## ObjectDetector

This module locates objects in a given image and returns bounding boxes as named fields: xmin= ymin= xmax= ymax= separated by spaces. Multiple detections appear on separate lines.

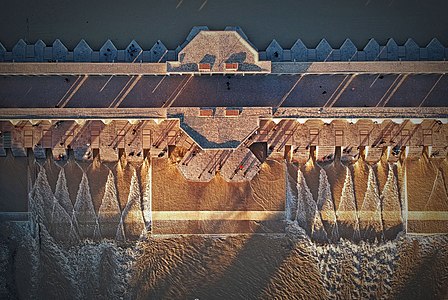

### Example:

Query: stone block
xmin=291 ymin=39 xmax=308 ymax=62
xmin=386 ymin=38 xmax=398 ymax=61
xmin=150 ymin=40 xmax=168 ymax=62
xmin=0 ymin=42 xmax=6 ymax=61
xmin=379 ymin=46 xmax=387 ymax=60
xmin=357 ymin=51 xmax=366 ymax=61
xmin=364 ymin=146 xmax=383 ymax=163
xmin=332 ymin=49 xmax=340 ymax=61
xmin=426 ymin=38 xmax=444 ymax=60
xmin=398 ymin=46 xmax=406 ymax=58
xmin=316 ymin=38 xmax=332 ymax=61
xmin=364 ymin=38 xmax=380 ymax=60
xmin=420 ymin=48 xmax=428 ymax=60
xmin=25 ymin=44 xmax=34 ymax=58
xmin=339 ymin=38 xmax=357 ymax=61
xmin=125 ymin=40 xmax=142 ymax=62
xmin=404 ymin=38 xmax=420 ymax=61
xmin=225 ymin=26 xmax=256 ymax=50
xmin=166 ymin=50 xmax=176 ymax=61
xmin=44 ymin=47 xmax=52 ymax=60
xmin=52 ymin=39 xmax=68 ymax=61
xmin=12 ymin=39 xmax=26 ymax=61
xmin=32 ymin=147 xmax=46 ymax=159
xmin=316 ymin=146 xmax=335 ymax=163
xmin=405 ymin=146 xmax=423 ymax=159
xmin=100 ymin=39 xmax=118 ymax=62
xmin=185 ymin=26 xmax=209 ymax=43
xmin=34 ymin=40 xmax=45 ymax=61
xmin=307 ymin=49 xmax=316 ymax=61
xmin=142 ymin=50 xmax=151 ymax=62
xmin=117 ymin=50 xmax=125 ymax=61
xmin=4 ymin=52 xmax=12 ymax=61
xmin=74 ymin=39 xmax=92 ymax=62
xmin=91 ymin=51 xmax=99 ymax=62
xmin=266 ymin=39 xmax=283 ymax=61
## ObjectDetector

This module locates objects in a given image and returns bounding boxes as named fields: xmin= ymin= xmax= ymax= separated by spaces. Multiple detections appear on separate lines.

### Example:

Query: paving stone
xmin=290 ymin=39 xmax=308 ymax=62
xmin=364 ymin=38 xmax=380 ymax=61
xmin=316 ymin=38 xmax=333 ymax=61
xmin=426 ymin=38 xmax=445 ymax=60
xmin=12 ymin=39 xmax=27 ymax=62
xmin=52 ymin=39 xmax=68 ymax=61
xmin=74 ymin=39 xmax=93 ymax=62
xmin=386 ymin=38 xmax=398 ymax=61
xmin=404 ymin=38 xmax=420 ymax=61
xmin=339 ymin=38 xmax=357 ymax=61
xmin=100 ymin=39 xmax=118 ymax=62
xmin=34 ymin=40 xmax=45 ymax=62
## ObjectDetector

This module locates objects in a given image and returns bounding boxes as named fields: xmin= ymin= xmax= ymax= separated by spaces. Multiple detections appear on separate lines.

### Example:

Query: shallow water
xmin=0 ymin=0 xmax=447 ymax=50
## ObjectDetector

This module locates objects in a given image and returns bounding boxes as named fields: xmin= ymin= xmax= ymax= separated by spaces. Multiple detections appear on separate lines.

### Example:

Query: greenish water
xmin=0 ymin=0 xmax=447 ymax=50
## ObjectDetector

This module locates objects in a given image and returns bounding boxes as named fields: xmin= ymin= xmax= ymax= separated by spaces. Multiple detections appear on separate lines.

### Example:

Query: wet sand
xmin=0 ymin=0 xmax=447 ymax=50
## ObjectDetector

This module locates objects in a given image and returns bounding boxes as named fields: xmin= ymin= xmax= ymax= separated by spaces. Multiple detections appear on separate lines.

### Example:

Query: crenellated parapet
xmin=1 ymin=26 xmax=447 ymax=63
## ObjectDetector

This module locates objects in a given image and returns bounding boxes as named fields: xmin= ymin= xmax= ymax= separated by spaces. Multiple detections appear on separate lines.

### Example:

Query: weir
xmin=0 ymin=28 xmax=447 ymax=241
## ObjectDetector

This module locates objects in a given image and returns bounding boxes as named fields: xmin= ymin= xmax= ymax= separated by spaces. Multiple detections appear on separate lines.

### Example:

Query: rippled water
xmin=0 ymin=0 xmax=447 ymax=50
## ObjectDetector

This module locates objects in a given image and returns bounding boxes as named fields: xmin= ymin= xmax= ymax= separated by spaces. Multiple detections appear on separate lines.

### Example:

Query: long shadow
xmin=189 ymin=223 xmax=290 ymax=300
xmin=395 ymin=244 xmax=446 ymax=299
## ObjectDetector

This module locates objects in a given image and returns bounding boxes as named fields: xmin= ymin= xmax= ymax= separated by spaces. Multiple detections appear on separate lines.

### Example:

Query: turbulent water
xmin=1 ymin=156 xmax=448 ymax=298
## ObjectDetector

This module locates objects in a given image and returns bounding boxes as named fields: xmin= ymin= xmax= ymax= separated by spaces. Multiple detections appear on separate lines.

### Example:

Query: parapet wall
xmin=1 ymin=26 xmax=447 ymax=63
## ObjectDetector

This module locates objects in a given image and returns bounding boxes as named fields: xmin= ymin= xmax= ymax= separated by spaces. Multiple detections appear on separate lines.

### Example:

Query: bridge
xmin=0 ymin=29 xmax=447 ymax=237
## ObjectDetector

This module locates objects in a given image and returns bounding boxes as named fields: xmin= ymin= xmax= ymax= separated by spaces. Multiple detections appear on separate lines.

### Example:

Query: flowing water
xmin=1 ymin=153 xmax=448 ymax=298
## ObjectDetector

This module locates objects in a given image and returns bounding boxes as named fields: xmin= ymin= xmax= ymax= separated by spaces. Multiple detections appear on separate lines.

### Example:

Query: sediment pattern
xmin=1 ymin=222 xmax=447 ymax=299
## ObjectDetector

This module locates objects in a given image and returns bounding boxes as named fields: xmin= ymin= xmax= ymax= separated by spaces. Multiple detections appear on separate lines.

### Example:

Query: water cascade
xmin=142 ymin=159 xmax=152 ymax=231
xmin=381 ymin=164 xmax=403 ymax=238
xmin=54 ymin=168 xmax=74 ymax=219
xmin=336 ymin=167 xmax=361 ymax=241
xmin=116 ymin=169 xmax=146 ymax=241
xmin=295 ymin=169 xmax=327 ymax=242
xmin=98 ymin=170 xmax=122 ymax=239
xmin=73 ymin=172 xmax=101 ymax=240
xmin=285 ymin=167 xmax=296 ymax=221
xmin=317 ymin=168 xmax=339 ymax=242
xmin=30 ymin=166 xmax=76 ymax=242
xmin=359 ymin=165 xmax=383 ymax=241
